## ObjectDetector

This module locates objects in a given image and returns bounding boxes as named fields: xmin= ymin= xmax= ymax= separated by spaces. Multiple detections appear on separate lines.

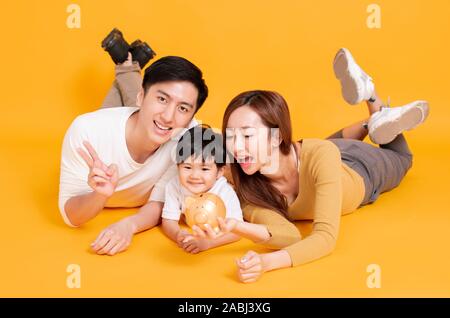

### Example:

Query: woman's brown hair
xmin=222 ymin=90 xmax=293 ymax=216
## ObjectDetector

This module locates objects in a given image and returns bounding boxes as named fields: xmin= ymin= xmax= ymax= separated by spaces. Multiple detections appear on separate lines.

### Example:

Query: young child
xmin=161 ymin=125 xmax=243 ymax=254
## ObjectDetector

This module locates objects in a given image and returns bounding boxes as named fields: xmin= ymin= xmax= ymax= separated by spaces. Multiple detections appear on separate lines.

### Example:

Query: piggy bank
xmin=184 ymin=193 xmax=226 ymax=233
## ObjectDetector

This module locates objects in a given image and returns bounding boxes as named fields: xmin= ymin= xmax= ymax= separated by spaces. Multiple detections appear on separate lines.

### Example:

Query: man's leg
xmin=115 ymin=62 xmax=142 ymax=107
xmin=101 ymin=80 xmax=123 ymax=108
xmin=100 ymin=53 xmax=142 ymax=108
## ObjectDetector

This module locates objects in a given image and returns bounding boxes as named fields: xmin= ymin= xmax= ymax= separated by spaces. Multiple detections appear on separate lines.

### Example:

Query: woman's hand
xmin=90 ymin=218 xmax=136 ymax=255
xmin=236 ymin=250 xmax=293 ymax=283
xmin=236 ymin=250 xmax=267 ymax=283
xmin=217 ymin=217 xmax=238 ymax=233
xmin=192 ymin=217 xmax=239 ymax=239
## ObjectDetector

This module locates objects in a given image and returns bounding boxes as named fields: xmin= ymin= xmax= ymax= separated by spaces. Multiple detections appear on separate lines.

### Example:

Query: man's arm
xmin=64 ymin=192 xmax=109 ymax=227
xmin=63 ymin=141 xmax=118 ymax=227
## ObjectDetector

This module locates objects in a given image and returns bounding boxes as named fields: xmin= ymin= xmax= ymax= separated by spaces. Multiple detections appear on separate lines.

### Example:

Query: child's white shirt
xmin=162 ymin=176 xmax=243 ymax=222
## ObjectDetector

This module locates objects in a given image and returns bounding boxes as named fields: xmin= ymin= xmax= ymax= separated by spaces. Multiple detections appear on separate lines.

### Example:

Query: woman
xmin=192 ymin=48 xmax=429 ymax=283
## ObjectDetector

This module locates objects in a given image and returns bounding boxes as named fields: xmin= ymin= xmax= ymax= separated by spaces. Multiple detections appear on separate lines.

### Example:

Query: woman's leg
xmin=327 ymin=91 xmax=385 ymax=140
xmin=328 ymin=48 xmax=427 ymax=205
xmin=331 ymin=48 xmax=429 ymax=144
xmin=330 ymin=134 xmax=412 ymax=206
xmin=363 ymin=134 xmax=413 ymax=205
xmin=329 ymin=91 xmax=414 ymax=205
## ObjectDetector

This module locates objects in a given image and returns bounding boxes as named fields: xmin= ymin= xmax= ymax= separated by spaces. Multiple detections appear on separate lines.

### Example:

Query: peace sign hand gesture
xmin=77 ymin=141 xmax=118 ymax=198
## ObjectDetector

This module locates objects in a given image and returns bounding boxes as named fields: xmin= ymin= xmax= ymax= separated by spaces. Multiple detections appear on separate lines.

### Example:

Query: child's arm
xmin=161 ymin=178 xmax=195 ymax=246
xmin=161 ymin=218 xmax=193 ymax=247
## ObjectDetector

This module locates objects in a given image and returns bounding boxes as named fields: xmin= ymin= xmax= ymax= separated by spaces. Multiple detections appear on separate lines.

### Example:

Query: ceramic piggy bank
xmin=184 ymin=193 xmax=226 ymax=233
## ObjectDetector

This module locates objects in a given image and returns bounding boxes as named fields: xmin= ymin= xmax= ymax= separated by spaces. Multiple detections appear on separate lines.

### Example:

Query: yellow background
xmin=1 ymin=0 xmax=449 ymax=297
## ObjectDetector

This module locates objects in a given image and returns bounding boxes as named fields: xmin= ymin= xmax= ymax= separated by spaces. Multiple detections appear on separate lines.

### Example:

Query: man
xmin=59 ymin=55 xmax=208 ymax=256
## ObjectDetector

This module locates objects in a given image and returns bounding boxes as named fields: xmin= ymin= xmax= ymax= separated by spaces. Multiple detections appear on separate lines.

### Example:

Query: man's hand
xmin=91 ymin=218 xmax=136 ymax=256
xmin=77 ymin=141 xmax=118 ymax=198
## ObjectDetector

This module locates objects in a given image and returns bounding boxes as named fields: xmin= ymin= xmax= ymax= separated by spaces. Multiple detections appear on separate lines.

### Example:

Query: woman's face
xmin=225 ymin=105 xmax=274 ymax=175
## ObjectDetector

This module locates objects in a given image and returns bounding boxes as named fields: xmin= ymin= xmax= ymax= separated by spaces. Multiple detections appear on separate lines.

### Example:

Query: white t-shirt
xmin=161 ymin=176 xmax=243 ymax=222
xmin=58 ymin=106 xmax=197 ymax=227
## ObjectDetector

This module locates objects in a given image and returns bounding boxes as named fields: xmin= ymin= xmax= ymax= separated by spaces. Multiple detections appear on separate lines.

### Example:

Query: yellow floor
xmin=1 ymin=0 xmax=450 ymax=297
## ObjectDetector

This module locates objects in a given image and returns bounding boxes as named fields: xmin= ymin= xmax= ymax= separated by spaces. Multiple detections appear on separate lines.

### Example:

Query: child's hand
xmin=181 ymin=237 xmax=210 ymax=254
xmin=176 ymin=229 xmax=194 ymax=248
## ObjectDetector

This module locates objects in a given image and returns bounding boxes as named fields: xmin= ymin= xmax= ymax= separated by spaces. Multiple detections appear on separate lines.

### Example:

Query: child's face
xmin=178 ymin=155 xmax=224 ymax=194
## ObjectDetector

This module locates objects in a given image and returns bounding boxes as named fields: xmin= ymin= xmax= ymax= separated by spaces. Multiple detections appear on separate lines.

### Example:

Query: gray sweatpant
xmin=327 ymin=131 xmax=413 ymax=206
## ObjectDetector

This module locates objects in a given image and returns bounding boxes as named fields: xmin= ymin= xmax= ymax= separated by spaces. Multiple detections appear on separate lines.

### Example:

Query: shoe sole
xmin=333 ymin=49 xmax=361 ymax=105
xmin=370 ymin=101 xmax=429 ymax=145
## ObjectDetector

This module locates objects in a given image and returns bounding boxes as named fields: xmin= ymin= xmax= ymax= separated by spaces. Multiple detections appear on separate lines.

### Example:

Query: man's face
xmin=136 ymin=81 xmax=199 ymax=145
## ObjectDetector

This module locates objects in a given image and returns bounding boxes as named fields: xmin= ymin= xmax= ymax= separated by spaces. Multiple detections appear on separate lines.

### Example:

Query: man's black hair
xmin=143 ymin=56 xmax=208 ymax=112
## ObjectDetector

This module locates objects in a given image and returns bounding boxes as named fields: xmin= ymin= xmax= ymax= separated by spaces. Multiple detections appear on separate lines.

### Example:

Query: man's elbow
xmin=64 ymin=211 xmax=83 ymax=227
xmin=60 ymin=201 xmax=83 ymax=228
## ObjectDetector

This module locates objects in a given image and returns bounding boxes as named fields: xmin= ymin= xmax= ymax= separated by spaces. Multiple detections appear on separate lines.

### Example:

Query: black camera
xmin=101 ymin=28 xmax=156 ymax=69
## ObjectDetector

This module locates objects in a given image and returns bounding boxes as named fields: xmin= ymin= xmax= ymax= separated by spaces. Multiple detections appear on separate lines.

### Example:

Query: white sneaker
xmin=368 ymin=101 xmax=430 ymax=145
xmin=333 ymin=48 xmax=375 ymax=105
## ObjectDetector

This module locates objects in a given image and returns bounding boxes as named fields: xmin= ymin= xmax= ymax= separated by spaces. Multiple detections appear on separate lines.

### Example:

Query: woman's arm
xmin=192 ymin=207 xmax=302 ymax=249
xmin=282 ymin=143 xmax=343 ymax=266
xmin=230 ymin=206 xmax=302 ymax=248
xmin=201 ymin=232 xmax=241 ymax=249
xmin=237 ymin=143 xmax=346 ymax=282
xmin=232 ymin=220 xmax=272 ymax=243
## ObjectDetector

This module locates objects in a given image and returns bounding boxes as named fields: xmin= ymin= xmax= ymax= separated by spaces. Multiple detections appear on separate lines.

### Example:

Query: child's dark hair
xmin=176 ymin=124 xmax=227 ymax=168
xmin=142 ymin=56 xmax=208 ymax=113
